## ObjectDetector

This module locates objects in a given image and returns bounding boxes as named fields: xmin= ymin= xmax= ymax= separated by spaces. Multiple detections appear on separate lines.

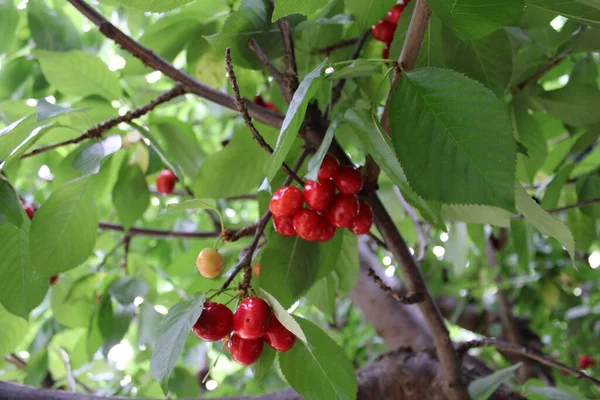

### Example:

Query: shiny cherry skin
xmin=269 ymin=186 xmax=304 ymax=217
xmin=318 ymin=155 xmax=339 ymax=181
xmin=193 ymin=301 xmax=233 ymax=342
xmin=333 ymin=166 xmax=363 ymax=195
xmin=273 ymin=215 xmax=297 ymax=237
xmin=22 ymin=203 xmax=35 ymax=219
xmin=318 ymin=218 xmax=336 ymax=242
xmin=293 ymin=209 xmax=322 ymax=241
xmin=233 ymin=297 xmax=272 ymax=340
xmin=226 ymin=333 xmax=264 ymax=365
xmin=156 ymin=169 xmax=176 ymax=195
xmin=303 ymin=179 xmax=335 ymax=211
xmin=578 ymin=355 xmax=596 ymax=369
xmin=264 ymin=314 xmax=296 ymax=352
xmin=349 ymin=201 xmax=373 ymax=235
xmin=386 ymin=4 xmax=405 ymax=25
xmin=49 ymin=275 xmax=59 ymax=286
xmin=382 ymin=43 xmax=391 ymax=59
xmin=326 ymin=194 xmax=360 ymax=228
xmin=371 ymin=20 xmax=396 ymax=43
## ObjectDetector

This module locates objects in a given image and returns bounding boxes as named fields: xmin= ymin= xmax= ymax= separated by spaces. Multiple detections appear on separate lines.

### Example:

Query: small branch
xmin=367 ymin=232 xmax=388 ymax=250
xmin=225 ymin=48 xmax=304 ymax=185
xmin=398 ymin=0 xmax=431 ymax=72
xmin=311 ymin=38 xmax=360 ymax=55
xmin=149 ymin=187 xmax=257 ymax=201
xmin=5 ymin=354 xmax=26 ymax=370
xmin=394 ymin=187 xmax=427 ymax=263
xmin=95 ymin=237 xmax=126 ymax=271
xmin=457 ymin=338 xmax=600 ymax=388
xmin=58 ymin=349 xmax=76 ymax=393
xmin=248 ymin=38 xmax=285 ymax=97
xmin=367 ymin=267 xmax=425 ymax=304
xmin=511 ymin=50 xmax=572 ymax=95
xmin=121 ymin=235 xmax=131 ymax=272
xmin=98 ymin=222 xmax=224 ymax=239
xmin=271 ymin=3 xmax=299 ymax=87
xmin=21 ymin=85 xmax=185 ymax=159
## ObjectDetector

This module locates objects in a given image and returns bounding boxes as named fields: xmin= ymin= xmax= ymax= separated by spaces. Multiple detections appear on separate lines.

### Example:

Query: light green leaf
xmin=0 ymin=304 xmax=28 ymax=356
xmin=98 ymin=298 xmax=135 ymax=356
xmin=273 ymin=0 xmax=327 ymax=21
xmin=344 ymin=0 xmax=396 ymax=30
xmin=260 ymin=288 xmax=307 ymax=344
xmin=112 ymin=163 xmax=150 ymax=230
xmin=279 ymin=317 xmax=358 ymax=400
xmin=390 ymin=68 xmax=517 ymax=210
xmin=527 ymin=0 xmax=600 ymax=28
xmin=440 ymin=204 xmax=511 ymax=227
xmin=0 ymin=223 xmax=47 ymax=319
xmin=428 ymin=0 xmax=523 ymax=40
xmin=152 ymin=118 xmax=204 ymax=179
xmin=446 ymin=222 xmax=469 ymax=276
xmin=35 ymin=50 xmax=122 ymax=101
xmin=166 ymin=198 xmax=217 ymax=212
xmin=98 ymin=0 xmax=198 ymax=12
xmin=30 ymin=177 xmax=98 ymax=276
xmin=325 ymin=229 xmax=359 ymax=294
xmin=536 ymin=85 xmax=600 ymax=127
xmin=36 ymin=100 xmax=87 ymax=123
xmin=511 ymin=219 xmax=532 ymax=273
xmin=151 ymin=293 xmax=205 ymax=394
xmin=0 ymin=115 xmax=36 ymax=163
xmin=138 ymin=301 xmax=163 ymax=349
xmin=0 ymin=180 xmax=24 ymax=228
xmin=50 ymin=276 xmax=96 ymax=328
xmin=468 ymin=363 xmax=521 ymax=400
xmin=0 ymin=0 xmax=19 ymax=54
xmin=73 ymin=135 xmax=122 ymax=176
xmin=526 ymin=386 xmax=587 ymax=400
xmin=306 ymin=121 xmax=337 ymax=181
xmin=306 ymin=277 xmax=336 ymax=317
xmin=250 ymin=344 xmax=276 ymax=382
xmin=1 ymin=122 xmax=60 ymax=170
xmin=515 ymin=184 xmax=575 ymax=262
xmin=108 ymin=276 xmax=149 ymax=305
xmin=512 ymin=99 xmax=547 ymax=183
xmin=264 ymin=61 xmax=326 ymax=181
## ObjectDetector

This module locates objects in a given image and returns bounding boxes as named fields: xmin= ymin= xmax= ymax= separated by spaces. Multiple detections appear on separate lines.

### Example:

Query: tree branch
xmin=98 ymin=222 xmax=224 ymax=239
xmin=511 ymin=50 xmax=572 ymax=95
xmin=366 ymin=266 xmax=425 ymax=304
xmin=20 ymin=85 xmax=185 ymax=159
xmin=311 ymin=37 xmax=361 ymax=55
xmin=248 ymin=38 xmax=285 ymax=93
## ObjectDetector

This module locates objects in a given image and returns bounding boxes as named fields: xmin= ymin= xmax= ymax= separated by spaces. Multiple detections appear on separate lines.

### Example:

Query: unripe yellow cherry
xmin=196 ymin=248 xmax=223 ymax=278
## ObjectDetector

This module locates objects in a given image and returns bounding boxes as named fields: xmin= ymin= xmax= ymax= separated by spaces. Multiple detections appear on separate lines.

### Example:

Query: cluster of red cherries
xmin=192 ymin=297 xmax=295 ymax=366
xmin=269 ymin=155 xmax=373 ymax=242
xmin=371 ymin=1 xmax=410 ymax=59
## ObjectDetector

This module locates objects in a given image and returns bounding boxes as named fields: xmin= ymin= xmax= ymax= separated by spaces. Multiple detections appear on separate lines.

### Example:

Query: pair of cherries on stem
xmin=371 ymin=2 xmax=409 ymax=58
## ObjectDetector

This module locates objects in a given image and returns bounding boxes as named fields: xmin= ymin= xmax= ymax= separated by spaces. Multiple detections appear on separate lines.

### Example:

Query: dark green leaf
xmin=306 ymin=121 xmax=337 ymax=181
xmin=273 ymin=0 xmax=327 ymax=21
xmin=27 ymin=1 xmax=81 ymax=51
xmin=468 ymin=363 xmax=521 ymax=400
xmin=250 ymin=344 xmax=276 ymax=382
xmin=541 ymin=164 xmax=575 ymax=210
xmin=577 ymin=173 xmax=600 ymax=218
xmin=153 ymin=118 xmax=204 ymax=179
xmin=512 ymin=99 xmax=547 ymax=183
xmin=73 ymin=135 xmax=122 ymax=175
xmin=527 ymin=0 xmax=600 ymax=28
xmin=537 ymin=85 xmax=600 ymax=127
xmin=0 ymin=179 xmax=24 ymax=228
xmin=344 ymin=0 xmax=396 ymax=30
xmin=112 ymin=163 xmax=150 ymax=230
xmin=108 ymin=276 xmax=149 ymax=305
xmin=168 ymin=367 xmax=201 ymax=398
xmin=98 ymin=296 xmax=135 ymax=356
xmin=568 ymin=207 xmax=595 ymax=252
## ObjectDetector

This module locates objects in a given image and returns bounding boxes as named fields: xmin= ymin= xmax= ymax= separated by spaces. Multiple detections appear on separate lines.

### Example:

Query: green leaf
xmin=108 ymin=276 xmax=149 ymax=305
xmin=389 ymin=68 xmax=517 ymax=210
xmin=527 ymin=0 xmax=600 ymax=28
xmin=468 ymin=363 xmax=521 ymax=400
xmin=151 ymin=293 xmax=205 ymax=394
xmin=568 ymin=207 xmax=595 ymax=252
xmin=264 ymin=61 xmax=326 ymax=181
xmin=138 ymin=301 xmax=163 ymax=349
xmin=0 ymin=0 xmax=19 ymax=54
xmin=511 ymin=219 xmax=532 ymax=273
xmin=168 ymin=367 xmax=201 ymax=398
xmin=305 ymin=277 xmax=336 ymax=317
xmin=536 ymin=85 xmax=600 ymax=127
xmin=0 ymin=57 xmax=33 ymax=99
xmin=50 ymin=276 xmax=97 ymax=328
xmin=0 ymin=115 xmax=36 ymax=163
xmin=306 ymin=121 xmax=337 ymax=181
xmin=98 ymin=0 xmax=198 ymax=12
xmin=576 ymin=173 xmax=600 ymax=218
xmin=27 ymin=1 xmax=81 ymax=51
xmin=541 ymin=164 xmax=575 ymax=210
xmin=166 ymin=198 xmax=218 ymax=212
xmin=442 ymin=26 xmax=512 ymax=97
xmin=250 ymin=343 xmax=276 ymax=382
xmin=152 ymin=118 xmax=204 ymax=179
xmin=112 ymin=163 xmax=150 ymax=230
xmin=515 ymin=184 xmax=575 ymax=262
xmin=98 ymin=297 xmax=135 ymax=356
xmin=446 ymin=222 xmax=469 ymax=276
xmin=323 ymin=229 xmax=359 ymax=294
xmin=1 ymin=122 xmax=60 ymax=170
xmin=30 ymin=177 xmax=98 ymax=276
xmin=279 ymin=317 xmax=358 ymax=400
xmin=260 ymin=235 xmax=320 ymax=308
xmin=260 ymin=288 xmax=307 ymax=344
xmin=343 ymin=107 xmax=445 ymax=229
xmin=35 ymin=50 xmax=122 ymax=101
xmin=428 ymin=0 xmax=523 ymax=40
xmin=526 ymin=386 xmax=587 ymax=400
xmin=0 ymin=180 xmax=24 ymax=228
xmin=0 ymin=223 xmax=47 ymax=319
xmin=0 ymin=304 xmax=28 ymax=356
xmin=512 ymin=99 xmax=547 ymax=183
xmin=273 ymin=0 xmax=327 ymax=21
xmin=36 ymin=100 xmax=87 ymax=123
xmin=344 ymin=0 xmax=396 ymax=30
xmin=73 ymin=135 xmax=123 ymax=175
xmin=440 ymin=204 xmax=511 ymax=227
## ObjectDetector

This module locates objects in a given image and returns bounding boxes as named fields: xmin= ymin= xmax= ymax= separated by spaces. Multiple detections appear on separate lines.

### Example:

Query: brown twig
xmin=98 ymin=222 xmax=225 ymax=239
xmin=456 ymin=338 xmax=600 ymax=388
xmin=367 ymin=267 xmax=425 ymax=304
xmin=511 ymin=50 xmax=572 ymax=95
xmin=367 ymin=232 xmax=388 ymax=250
xmin=225 ymin=48 xmax=304 ymax=185
xmin=20 ymin=85 xmax=186 ymax=159
xmin=248 ymin=38 xmax=285 ymax=97
xmin=311 ymin=38 xmax=361 ymax=55
xmin=394 ymin=187 xmax=427 ymax=263
xmin=272 ymin=4 xmax=299 ymax=88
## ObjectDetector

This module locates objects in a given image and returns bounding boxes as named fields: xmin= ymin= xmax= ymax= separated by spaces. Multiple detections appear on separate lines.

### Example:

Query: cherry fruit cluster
xmin=269 ymin=155 xmax=373 ymax=242
xmin=192 ymin=297 xmax=295 ymax=365
xmin=371 ymin=2 xmax=409 ymax=59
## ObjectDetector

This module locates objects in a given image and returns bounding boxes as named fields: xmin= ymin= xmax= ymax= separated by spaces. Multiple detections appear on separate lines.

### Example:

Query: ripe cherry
xmin=349 ymin=201 xmax=373 ymax=235
xmin=193 ymin=301 xmax=233 ymax=342
xmin=578 ymin=355 xmax=596 ymax=369
xmin=22 ymin=203 xmax=35 ymax=220
xmin=333 ymin=166 xmax=363 ymax=195
xmin=303 ymin=180 xmax=335 ymax=211
xmin=326 ymin=194 xmax=360 ymax=228
xmin=253 ymin=94 xmax=266 ymax=106
xmin=382 ymin=43 xmax=391 ymax=59
xmin=226 ymin=332 xmax=263 ymax=365
xmin=196 ymin=248 xmax=223 ymax=278
xmin=371 ymin=20 xmax=396 ymax=43
xmin=386 ymin=4 xmax=405 ymax=25
xmin=273 ymin=215 xmax=296 ymax=237
xmin=156 ymin=169 xmax=176 ymax=195
xmin=293 ymin=209 xmax=322 ymax=241
xmin=233 ymin=297 xmax=272 ymax=340
xmin=264 ymin=314 xmax=296 ymax=352
xmin=49 ymin=275 xmax=59 ymax=285
xmin=318 ymin=218 xmax=336 ymax=242
xmin=269 ymin=186 xmax=304 ymax=217
xmin=265 ymin=102 xmax=279 ymax=112
xmin=318 ymin=155 xmax=339 ymax=181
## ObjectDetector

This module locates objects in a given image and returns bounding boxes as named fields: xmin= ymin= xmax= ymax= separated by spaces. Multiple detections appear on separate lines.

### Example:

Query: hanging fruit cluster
xmin=192 ymin=297 xmax=296 ymax=365
xmin=269 ymin=155 xmax=373 ymax=242
xmin=371 ymin=2 xmax=409 ymax=59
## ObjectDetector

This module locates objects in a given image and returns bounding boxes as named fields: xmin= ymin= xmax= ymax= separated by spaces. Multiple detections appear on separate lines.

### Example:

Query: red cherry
xmin=371 ymin=20 xmax=396 ymax=43
xmin=193 ymin=301 xmax=234 ymax=342
xmin=333 ymin=166 xmax=363 ymax=195
xmin=318 ymin=155 xmax=339 ymax=181
xmin=273 ymin=215 xmax=297 ymax=237
xmin=253 ymin=94 xmax=266 ymax=106
xmin=303 ymin=180 xmax=335 ymax=211
xmin=156 ymin=170 xmax=176 ymax=195
xmin=226 ymin=333 xmax=263 ymax=365
xmin=49 ymin=275 xmax=58 ymax=285
xmin=386 ymin=4 xmax=405 ymax=25
xmin=265 ymin=102 xmax=280 ymax=112
xmin=578 ymin=355 xmax=596 ymax=369
xmin=22 ymin=203 xmax=35 ymax=220
xmin=318 ymin=218 xmax=336 ymax=242
xmin=326 ymin=194 xmax=359 ymax=228
xmin=269 ymin=186 xmax=304 ymax=217
xmin=293 ymin=209 xmax=322 ymax=241
xmin=349 ymin=201 xmax=373 ymax=235
xmin=233 ymin=297 xmax=272 ymax=340
xmin=264 ymin=314 xmax=296 ymax=352
xmin=383 ymin=43 xmax=391 ymax=59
